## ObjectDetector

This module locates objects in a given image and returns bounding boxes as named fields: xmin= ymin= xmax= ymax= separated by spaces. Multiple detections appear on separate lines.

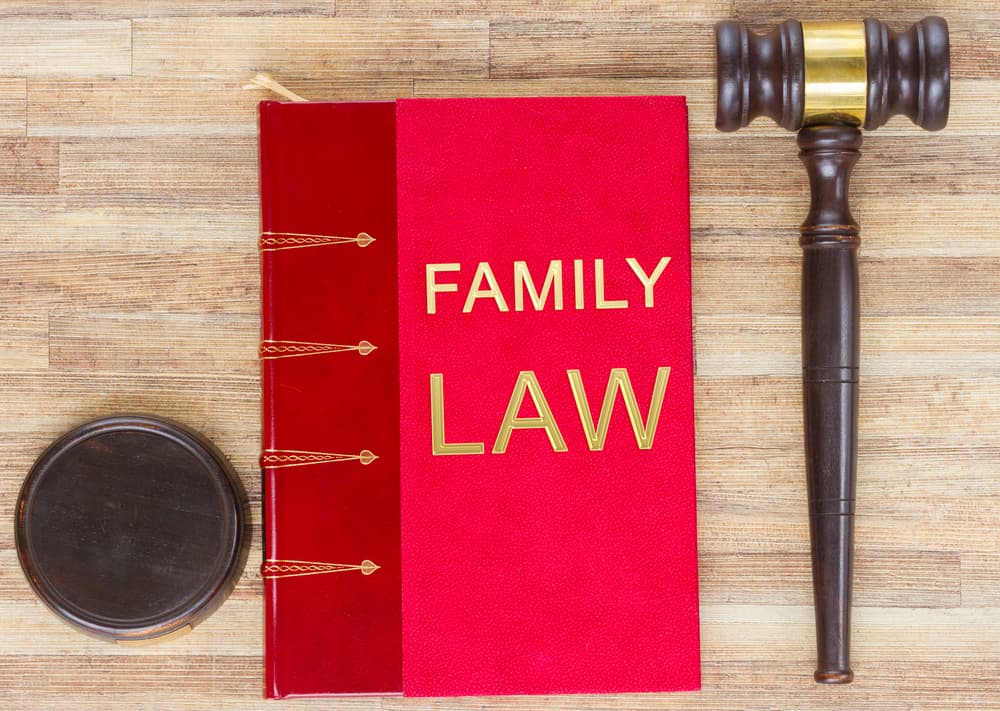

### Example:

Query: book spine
xmin=257 ymin=100 xmax=402 ymax=697
xmin=258 ymin=101 xmax=280 ymax=700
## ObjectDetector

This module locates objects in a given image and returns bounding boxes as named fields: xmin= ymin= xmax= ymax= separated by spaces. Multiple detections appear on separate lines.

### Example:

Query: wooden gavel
xmin=715 ymin=18 xmax=950 ymax=683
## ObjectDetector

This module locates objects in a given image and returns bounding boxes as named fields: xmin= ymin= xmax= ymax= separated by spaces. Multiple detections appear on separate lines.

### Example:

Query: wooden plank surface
xmin=1 ymin=1 xmax=999 ymax=708
xmin=0 ymin=19 xmax=132 ymax=77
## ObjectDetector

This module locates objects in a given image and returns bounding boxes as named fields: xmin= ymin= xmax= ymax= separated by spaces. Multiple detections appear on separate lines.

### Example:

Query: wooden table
xmin=2 ymin=2 xmax=999 ymax=708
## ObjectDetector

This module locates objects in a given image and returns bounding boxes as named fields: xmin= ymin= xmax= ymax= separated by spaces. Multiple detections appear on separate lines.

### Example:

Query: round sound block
xmin=15 ymin=415 xmax=247 ymax=643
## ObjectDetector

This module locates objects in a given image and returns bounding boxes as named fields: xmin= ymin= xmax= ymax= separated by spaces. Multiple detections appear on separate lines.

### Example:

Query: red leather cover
xmin=397 ymin=96 xmax=699 ymax=695
xmin=259 ymin=96 xmax=698 ymax=698
xmin=259 ymin=101 xmax=402 ymax=698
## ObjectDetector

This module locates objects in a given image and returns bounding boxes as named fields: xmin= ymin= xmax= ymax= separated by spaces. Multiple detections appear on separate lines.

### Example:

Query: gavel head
xmin=716 ymin=17 xmax=950 ymax=132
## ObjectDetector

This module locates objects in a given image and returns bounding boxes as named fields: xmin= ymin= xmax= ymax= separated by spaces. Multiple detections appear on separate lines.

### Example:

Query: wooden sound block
xmin=15 ymin=415 xmax=248 ymax=644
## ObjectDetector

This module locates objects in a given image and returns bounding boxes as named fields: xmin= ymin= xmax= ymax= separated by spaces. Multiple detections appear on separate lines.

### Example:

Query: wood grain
xmin=0 ymin=138 xmax=58 ymax=194
xmin=27 ymin=78 xmax=410 ymax=137
xmin=490 ymin=19 xmax=716 ymax=78
xmin=337 ymin=0 xmax=730 ymax=19
xmin=0 ymin=316 xmax=47 ymax=370
xmin=0 ymin=78 xmax=25 ymax=135
xmin=132 ymin=17 xmax=489 ymax=78
xmin=59 ymin=137 xmax=256 ymax=196
xmin=2 ymin=2 xmax=1000 ymax=708
xmin=2 ymin=252 xmax=257 ymax=313
xmin=0 ymin=1 xmax=339 ymax=19
xmin=0 ymin=196 xmax=257 ymax=253
xmin=48 ymin=311 xmax=258 ymax=373
xmin=0 ymin=20 xmax=131 ymax=78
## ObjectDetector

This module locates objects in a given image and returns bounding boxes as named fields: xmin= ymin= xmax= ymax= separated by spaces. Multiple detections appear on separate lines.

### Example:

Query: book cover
xmin=259 ymin=96 xmax=699 ymax=698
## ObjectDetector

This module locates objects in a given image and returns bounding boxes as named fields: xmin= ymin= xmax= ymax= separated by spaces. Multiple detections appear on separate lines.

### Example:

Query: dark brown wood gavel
xmin=715 ymin=17 xmax=950 ymax=683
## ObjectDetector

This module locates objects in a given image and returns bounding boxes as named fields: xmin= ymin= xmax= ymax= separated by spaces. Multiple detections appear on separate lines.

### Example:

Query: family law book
xmin=258 ymin=95 xmax=700 ymax=699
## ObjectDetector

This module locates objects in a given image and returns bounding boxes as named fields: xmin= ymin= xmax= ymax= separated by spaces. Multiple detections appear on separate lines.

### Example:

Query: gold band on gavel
xmin=802 ymin=22 xmax=867 ymax=126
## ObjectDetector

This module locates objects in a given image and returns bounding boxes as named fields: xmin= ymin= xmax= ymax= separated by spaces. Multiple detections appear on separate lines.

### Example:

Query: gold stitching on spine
xmin=261 ymin=449 xmax=378 ymax=469
xmin=260 ymin=340 xmax=376 ymax=360
xmin=261 ymin=559 xmax=379 ymax=579
xmin=260 ymin=231 xmax=374 ymax=251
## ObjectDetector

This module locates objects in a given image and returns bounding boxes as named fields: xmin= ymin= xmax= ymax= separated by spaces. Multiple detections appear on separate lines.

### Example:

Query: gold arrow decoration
xmin=261 ymin=559 xmax=380 ymax=580
xmin=260 ymin=340 xmax=376 ymax=360
xmin=260 ymin=231 xmax=374 ymax=252
xmin=261 ymin=449 xmax=378 ymax=469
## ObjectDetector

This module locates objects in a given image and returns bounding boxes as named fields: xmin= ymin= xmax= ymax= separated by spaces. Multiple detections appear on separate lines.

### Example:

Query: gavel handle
xmin=798 ymin=124 xmax=861 ymax=684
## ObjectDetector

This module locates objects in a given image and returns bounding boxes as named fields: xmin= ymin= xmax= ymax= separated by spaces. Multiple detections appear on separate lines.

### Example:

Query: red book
xmin=259 ymin=96 xmax=699 ymax=698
